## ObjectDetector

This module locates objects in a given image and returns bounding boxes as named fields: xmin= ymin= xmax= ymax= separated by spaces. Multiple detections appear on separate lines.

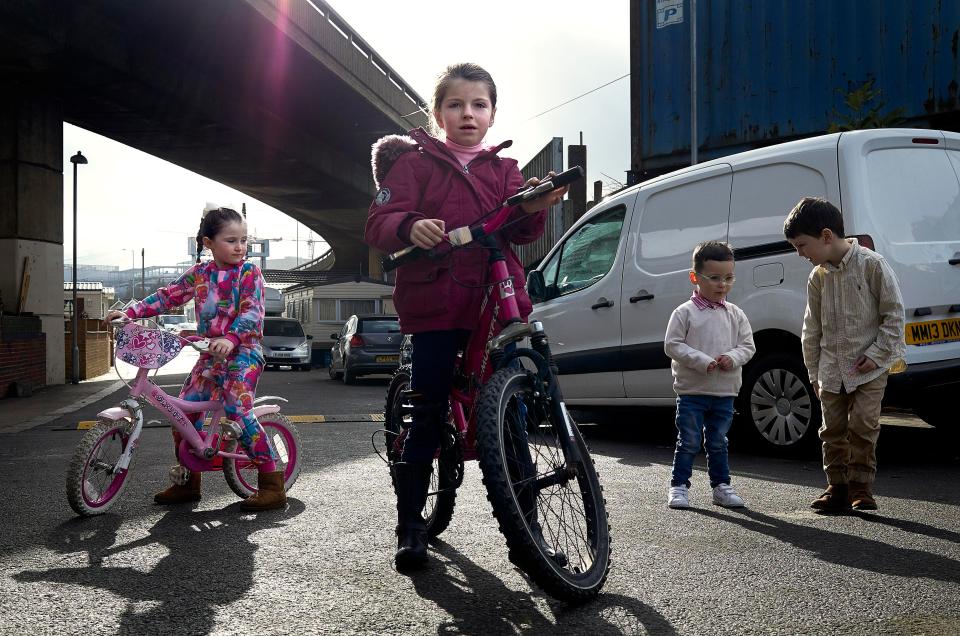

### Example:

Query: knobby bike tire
xmin=475 ymin=367 xmax=611 ymax=604
xmin=66 ymin=419 xmax=136 ymax=516
xmin=385 ymin=366 xmax=460 ymax=538
xmin=223 ymin=414 xmax=303 ymax=499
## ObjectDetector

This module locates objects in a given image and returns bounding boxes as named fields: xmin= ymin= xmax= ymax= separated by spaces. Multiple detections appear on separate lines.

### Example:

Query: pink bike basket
xmin=115 ymin=323 xmax=184 ymax=369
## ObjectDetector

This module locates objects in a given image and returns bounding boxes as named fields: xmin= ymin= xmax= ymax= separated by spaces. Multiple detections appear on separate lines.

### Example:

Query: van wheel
xmin=328 ymin=365 xmax=341 ymax=381
xmin=736 ymin=353 xmax=820 ymax=452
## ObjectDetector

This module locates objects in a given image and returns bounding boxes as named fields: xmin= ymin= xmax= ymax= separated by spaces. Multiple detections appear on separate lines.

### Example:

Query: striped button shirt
xmin=802 ymin=239 xmax=906 ymax=394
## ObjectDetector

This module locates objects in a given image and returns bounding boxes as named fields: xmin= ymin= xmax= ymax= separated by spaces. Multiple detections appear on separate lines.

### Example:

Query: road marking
xmin=75 ymin=413 xmax=385 ymax=429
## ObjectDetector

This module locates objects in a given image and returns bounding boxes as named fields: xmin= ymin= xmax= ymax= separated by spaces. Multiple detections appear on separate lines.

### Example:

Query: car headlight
xmin=295 ymin=342 xmax=309 ymax=354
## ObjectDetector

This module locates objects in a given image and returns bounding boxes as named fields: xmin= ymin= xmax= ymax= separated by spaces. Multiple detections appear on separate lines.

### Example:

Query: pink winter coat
xmin=365 ymin=127 xmax=547 ymax=334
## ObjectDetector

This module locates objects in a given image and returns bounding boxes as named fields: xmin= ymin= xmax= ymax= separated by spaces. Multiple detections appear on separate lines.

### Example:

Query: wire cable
xmin=522 ymin=73 xmax=630 ymax=122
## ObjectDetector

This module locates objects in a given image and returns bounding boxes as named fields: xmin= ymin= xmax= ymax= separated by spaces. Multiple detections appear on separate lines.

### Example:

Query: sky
xmin=63 ymin=0 xmax=630 ymax=269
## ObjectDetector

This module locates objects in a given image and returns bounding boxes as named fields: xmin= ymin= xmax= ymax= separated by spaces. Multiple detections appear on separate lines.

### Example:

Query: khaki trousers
xmin=818 ymin=373 xmax=888 ymax=485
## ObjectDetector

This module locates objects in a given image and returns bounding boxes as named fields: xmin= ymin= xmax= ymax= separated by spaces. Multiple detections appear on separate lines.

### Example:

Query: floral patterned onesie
xmin=125 ymin=260 xmax=273 ymax=463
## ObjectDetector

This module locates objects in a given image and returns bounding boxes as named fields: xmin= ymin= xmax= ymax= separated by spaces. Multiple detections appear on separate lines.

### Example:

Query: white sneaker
xmin=712 ymin=483 xmax=745 ymax=508
xmin=668 ymin=485 xmax=690 ymax=509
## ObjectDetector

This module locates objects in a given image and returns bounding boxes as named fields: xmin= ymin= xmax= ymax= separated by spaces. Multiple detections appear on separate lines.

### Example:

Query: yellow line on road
xmin=76 ymin=414 xmax=384 ymax=429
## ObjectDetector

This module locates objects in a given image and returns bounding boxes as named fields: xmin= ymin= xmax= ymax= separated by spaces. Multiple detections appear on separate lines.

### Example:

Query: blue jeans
xmin=670 ymin=395 xmax=735 ymax=488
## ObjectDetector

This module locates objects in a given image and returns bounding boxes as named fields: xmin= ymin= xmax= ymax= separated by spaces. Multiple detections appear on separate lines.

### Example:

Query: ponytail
xmin=196 ymin=206 xmax=243 ymax=263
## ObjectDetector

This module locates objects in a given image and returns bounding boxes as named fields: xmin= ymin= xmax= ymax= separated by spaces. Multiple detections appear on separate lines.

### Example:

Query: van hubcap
xmin=750 ymin=369 xmax=813 ymax=446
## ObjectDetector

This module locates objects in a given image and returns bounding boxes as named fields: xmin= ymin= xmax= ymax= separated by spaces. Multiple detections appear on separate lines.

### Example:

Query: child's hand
xmin=519 ymin=173 xmax=569 ymax=214
xmin=706 ymin=360 xmax=718 ymax=373
xmin=208 ymin=337 xmax=236 ymax=359
xmin=103 ymin=310 xmax=126 ymax=327
xmin=410 ymin=219 xmax=446 ymax=249
xmin=716 ymin=355 xmax=734 ymax=371
xmin=811 ymin=380 xmax=820 ymax=399
xmin=852 ymin=354 xmax=878 ymax=374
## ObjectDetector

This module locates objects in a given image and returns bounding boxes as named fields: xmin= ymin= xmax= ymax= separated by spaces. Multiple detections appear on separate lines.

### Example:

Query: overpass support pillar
xmin=0 ymin=80 xmax=65 ymax=385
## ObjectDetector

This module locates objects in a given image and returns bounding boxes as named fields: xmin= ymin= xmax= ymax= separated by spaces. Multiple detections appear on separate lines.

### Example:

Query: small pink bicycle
xmin=66 ymin=319 xmax=303 ymax=516
xmin=379 ymin=166 xmax=611 ymax=603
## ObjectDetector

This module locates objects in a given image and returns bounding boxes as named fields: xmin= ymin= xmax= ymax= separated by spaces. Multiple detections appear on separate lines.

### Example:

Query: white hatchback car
xmin=528 ymin=128 xmax=960 ymax=451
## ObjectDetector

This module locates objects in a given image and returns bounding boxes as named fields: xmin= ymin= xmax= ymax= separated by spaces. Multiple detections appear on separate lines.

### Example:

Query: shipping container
xmin=630 ymin=0 xmax=960 ymax=181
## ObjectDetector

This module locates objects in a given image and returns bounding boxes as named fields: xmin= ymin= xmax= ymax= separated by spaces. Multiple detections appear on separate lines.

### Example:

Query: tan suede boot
xmin=240 ymin=470 xmax=287 ymax=511
xmin=810 ymin=483 xmax=850 ymax=512
xmin=154 ymin=471 xmax=201 ymax=504
xmin=849 ymin=481 xmax=878 ymax=511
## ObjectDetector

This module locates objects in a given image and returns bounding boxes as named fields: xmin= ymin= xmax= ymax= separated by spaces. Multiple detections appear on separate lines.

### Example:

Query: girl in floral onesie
xmin=106 ymin=206 xmax=285 ymax=511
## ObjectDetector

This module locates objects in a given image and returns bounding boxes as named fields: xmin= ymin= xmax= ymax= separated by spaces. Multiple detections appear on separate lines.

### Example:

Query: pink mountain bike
xmin=66 ymin=320 xmax=302 ymax=516
xmin=379 ymin=167 xmax=611 ymax=603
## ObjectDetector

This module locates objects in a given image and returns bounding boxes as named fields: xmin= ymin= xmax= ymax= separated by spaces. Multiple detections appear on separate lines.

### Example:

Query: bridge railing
xmin=273 ymin=0 xmax=430 ymax=128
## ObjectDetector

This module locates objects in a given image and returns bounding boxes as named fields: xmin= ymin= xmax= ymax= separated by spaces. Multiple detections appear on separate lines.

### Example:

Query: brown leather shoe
xmin=849 ymin=481 xmax=878 ymax=511
xmin=810 ymin=483 xmax=851 ymax=512
xmin=154 ymin=471 xmax=201 ymax=504
xmin=240 ymin=470 xmax=287 ymax=511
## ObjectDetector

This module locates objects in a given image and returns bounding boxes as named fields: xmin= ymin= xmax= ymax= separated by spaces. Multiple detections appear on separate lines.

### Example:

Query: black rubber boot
xmin=393 ymin=462 xmax=433 ymax=570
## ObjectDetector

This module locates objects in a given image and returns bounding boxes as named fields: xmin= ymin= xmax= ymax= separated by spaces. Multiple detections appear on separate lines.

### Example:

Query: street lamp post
xmin=70 ymin=151 xmax=88 ymax=385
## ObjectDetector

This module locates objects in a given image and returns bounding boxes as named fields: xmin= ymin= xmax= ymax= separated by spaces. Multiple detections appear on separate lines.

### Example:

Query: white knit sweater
xmin=664 ymin=300 xmax=756 ymax=396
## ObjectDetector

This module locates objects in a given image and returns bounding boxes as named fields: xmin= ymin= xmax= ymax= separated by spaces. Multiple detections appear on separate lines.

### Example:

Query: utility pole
xmin=690 ymin=0 xmax=698 ymax=165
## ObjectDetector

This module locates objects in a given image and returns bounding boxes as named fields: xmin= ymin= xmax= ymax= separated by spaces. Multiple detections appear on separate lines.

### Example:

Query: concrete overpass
xmin=0 ymin=0 xmax=429 ymax=384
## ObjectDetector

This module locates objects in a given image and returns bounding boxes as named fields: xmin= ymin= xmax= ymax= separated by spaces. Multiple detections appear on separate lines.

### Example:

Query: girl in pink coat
xmin=365 ymin=62 xmax=567 ymax=569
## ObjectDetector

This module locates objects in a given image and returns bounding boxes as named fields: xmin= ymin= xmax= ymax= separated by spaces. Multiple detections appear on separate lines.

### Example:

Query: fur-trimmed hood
xmin=371 ymin=134 xmax=419 ymax=190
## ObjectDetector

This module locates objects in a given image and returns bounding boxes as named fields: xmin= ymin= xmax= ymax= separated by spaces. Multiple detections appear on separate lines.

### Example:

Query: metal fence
xmin=514 ymin=138 xmax=564 ymax=268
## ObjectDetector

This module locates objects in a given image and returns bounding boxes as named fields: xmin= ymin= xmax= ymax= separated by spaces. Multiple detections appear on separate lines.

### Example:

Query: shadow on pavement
xmin=690 ymin=507 xmax=960 ymax=584
xmin=411 ymin=539 xmax=675 ymax=635
xmin=13 ymin=499 xmax=305 ymax=635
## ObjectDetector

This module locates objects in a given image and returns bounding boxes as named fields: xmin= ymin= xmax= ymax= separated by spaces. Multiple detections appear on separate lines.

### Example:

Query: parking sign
xmin=656 ymin=0 xmax=684 ymax=29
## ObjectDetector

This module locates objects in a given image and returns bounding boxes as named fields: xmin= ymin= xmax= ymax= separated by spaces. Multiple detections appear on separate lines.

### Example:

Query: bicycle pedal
xmin=221 ymin=420 xmax=243 ymax=441
xmin=168 ymin=464 xmax=191 ymax=486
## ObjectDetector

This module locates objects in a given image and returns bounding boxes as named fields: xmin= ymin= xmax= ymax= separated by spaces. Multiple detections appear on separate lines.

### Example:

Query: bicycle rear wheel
xmin=66 ymin=419 xmax=136 ymax=516
xmin=476 ymin=367 xmax=611 ymax=603
xmin=385 ymin=366 xmax=460 ymax=537
xmin=223 ymin=414 xmax=302 ymax=499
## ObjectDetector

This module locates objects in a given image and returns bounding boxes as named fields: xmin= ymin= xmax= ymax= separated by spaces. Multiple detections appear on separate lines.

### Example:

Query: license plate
xmin=272 ymin=352 xmax=291 ymax=358
xmin=376 ymin=355 xmax=399 ymax=363
xmin=905 ymin=317 xmax=960 ymax=346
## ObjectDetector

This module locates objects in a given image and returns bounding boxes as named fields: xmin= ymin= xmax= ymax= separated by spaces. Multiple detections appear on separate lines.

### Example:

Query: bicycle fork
xmin=109 ymin=398 xmax=145 ymax=474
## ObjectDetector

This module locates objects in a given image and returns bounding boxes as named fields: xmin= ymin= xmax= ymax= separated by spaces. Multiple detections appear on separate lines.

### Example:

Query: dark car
xmin=262 ymin=317 xmax=312 ymax=371
xmin=328 ymin=314 xmax=401 ymax=383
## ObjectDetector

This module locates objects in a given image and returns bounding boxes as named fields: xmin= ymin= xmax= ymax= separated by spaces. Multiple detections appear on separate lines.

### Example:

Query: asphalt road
xmin=1 ymin=363 xmax=958 ymax=635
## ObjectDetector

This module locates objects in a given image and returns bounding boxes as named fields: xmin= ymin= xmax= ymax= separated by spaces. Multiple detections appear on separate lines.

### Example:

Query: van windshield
xmin=162 ymin=315 xmax=186 ymax=325
xmin=866 ymin=148 xmax=960 ymax=244
xmin=263 ymin=320 xmax=304 ymax=338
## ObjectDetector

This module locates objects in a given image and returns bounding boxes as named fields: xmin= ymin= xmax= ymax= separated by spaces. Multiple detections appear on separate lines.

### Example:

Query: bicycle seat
xmin=115 ymin=323 xmax=184 ymax=369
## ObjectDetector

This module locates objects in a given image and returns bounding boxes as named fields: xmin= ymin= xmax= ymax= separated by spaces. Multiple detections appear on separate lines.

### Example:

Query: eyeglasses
xmin=696 ymin=273 xmax=736 ymax=284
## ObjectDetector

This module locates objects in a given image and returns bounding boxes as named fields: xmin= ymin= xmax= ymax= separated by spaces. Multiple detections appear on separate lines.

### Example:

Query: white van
xmin=528 ymin=128 xmax=960 ymax=451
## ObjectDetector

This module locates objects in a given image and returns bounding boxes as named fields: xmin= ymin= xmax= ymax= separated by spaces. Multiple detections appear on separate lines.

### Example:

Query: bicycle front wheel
xmin=476 ymin=367 xmax=611 ymax=604
xmin=223 ymin=414 xmax=303 ymax=499
xmin=66 ymin=419 xmax=136 ymax=516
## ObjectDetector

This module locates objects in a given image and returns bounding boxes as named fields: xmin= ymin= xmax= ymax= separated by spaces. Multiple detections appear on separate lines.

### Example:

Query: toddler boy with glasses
xmin=664 ymin=240 xmax=755 ymax=509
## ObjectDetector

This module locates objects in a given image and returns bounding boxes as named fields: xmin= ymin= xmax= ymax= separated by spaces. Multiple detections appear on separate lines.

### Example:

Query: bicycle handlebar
xmin=382 ymin=166 xmax=584 ymax=273
xmin=108 ymin=318 xmax=210 ymax=352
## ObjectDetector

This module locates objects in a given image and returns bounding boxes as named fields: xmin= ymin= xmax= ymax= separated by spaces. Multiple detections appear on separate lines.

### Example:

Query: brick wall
xmin=64 ymin=319 xmax=112 ymax=380
xmin=0 ymin=315 xmax=46 ymax=397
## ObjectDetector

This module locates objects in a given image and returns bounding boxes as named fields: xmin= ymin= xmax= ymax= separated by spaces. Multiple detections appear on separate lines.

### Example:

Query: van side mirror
xmin=330 ymin=333 xmax=339 ymax=340
xmin=306 ymin=334 xmax=313 ymax=340
xmin=527 ymin=270 xmax=547 ymax=303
